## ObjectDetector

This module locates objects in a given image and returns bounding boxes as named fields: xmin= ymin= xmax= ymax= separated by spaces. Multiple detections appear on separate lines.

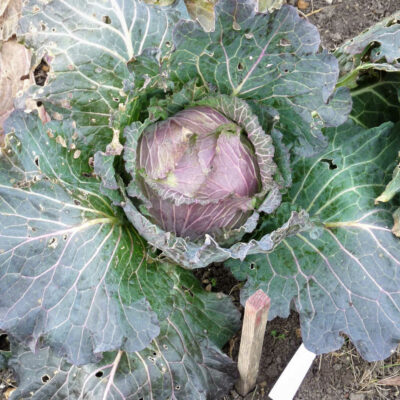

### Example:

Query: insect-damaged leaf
xmin=7 ymin=265 xmax=240 ymax=399
xmin=227 ymin=120 xmax=400 ymax=361
xmin=0 ymin=111 xmax=240 ymax=398
xmin=171 ymin=0 xmax=351 ymax=156
xmin=0 ymin=111 xmax=162 ymax=365
xmin=9 ymin=279 xmax=239 ymax=400
xmin=18 ymin=0 xmax=181 ymax=149
xmin=335 ymin=10 xmax=400 ymax=88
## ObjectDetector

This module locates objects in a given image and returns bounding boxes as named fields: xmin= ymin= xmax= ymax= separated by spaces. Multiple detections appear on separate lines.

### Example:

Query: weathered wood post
xmin=236 ymin=289 xmax=271 ymax=396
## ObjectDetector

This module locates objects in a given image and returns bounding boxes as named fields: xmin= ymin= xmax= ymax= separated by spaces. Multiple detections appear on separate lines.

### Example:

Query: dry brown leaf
xmin=392 ymin=208 xmax=400 ymax=237
xmin=297 ymin=0 xmax=310 ymax=10
xmin=377 ymin=376 xmax=400 ymax=386
xmin=184 ymin=0 xmax=216 ymax=32
xmin=0 ymin=0 xmax=22 ymax=41
xmin=0 ymin=0 xmax=12 ymax=16
xmin=257 ymin=0 xmax=285 ymax=13
xmin=0 ymin=38 xmax=32 ymax=135
xmin=4 ymin=387 xmax=16 ymax=400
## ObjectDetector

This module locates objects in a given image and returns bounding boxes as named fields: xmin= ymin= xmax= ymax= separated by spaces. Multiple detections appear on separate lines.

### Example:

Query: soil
xmin=1 ymin=1 xmax=400 ymax=400
xmin=291 ymin=0 xmax=399 ymax=51
xmin=207 ymin=263 xmax=400 ymax=400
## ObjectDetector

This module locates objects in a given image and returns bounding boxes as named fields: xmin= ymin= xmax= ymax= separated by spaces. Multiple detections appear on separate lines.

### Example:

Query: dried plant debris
xmin=0 ymin=0 xmax=22 ymax=41
xmin=0 ymin=39 xmax=31 ymax=138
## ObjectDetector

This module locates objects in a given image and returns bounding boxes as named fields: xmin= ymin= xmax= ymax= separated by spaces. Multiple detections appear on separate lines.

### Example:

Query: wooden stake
xmin=236 ymin=289 xmax=271 ymax=396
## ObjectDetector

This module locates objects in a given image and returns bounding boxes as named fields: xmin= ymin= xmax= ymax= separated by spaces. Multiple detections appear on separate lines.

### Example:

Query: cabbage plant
xmin=0 ymin=0 xmax=400 ymax=399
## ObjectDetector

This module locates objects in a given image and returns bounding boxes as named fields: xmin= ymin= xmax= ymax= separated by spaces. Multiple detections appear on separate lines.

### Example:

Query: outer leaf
xmin=349 ymin=73 xmax=400 ymax=129
xmin=341 ymin=12 xmax=400 ymax=64
xmin=335 ymin=11 xmax=400 ymax=88
xmin=8 ymin=267 xmax=240 ymax=399
xmin=18 ymin=0 xmax=180 ymax=148
xmin=171 ymin=1 xmax=351 ymax=156
xmin=376 ymin=152 xmax=400 ymax=204
xmin=0 ymin=111 xmax=163 ymax=365
xmin=227 ymin=121 xmax=400 ymax=361
xmin=250 ymin=103 xmax=292 ymax=188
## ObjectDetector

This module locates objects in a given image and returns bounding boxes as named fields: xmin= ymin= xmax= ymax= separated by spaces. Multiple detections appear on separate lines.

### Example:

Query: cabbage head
xmin=116 ymin=95 xmax=310 ymax=268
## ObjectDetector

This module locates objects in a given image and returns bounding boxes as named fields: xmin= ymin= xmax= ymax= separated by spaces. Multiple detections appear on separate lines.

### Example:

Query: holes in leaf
xmin=385 ymin=18 xmax=399 ymax=27
xmin=63 ymin=234 xmax=68 ymax=241
xmin=40 ymin=22 xmax=46 ymax=31
xmin=48 ymin=237 xmax=58 ymax=249
xmin=181 ymin=285 xmax=194 ymax=298
xmin=279 ymin=38 xmax=291 ymax=47
xmin=34 ymin=58 xmax=49 ymax=86
xmin=51 ymin=27 xmax=56 ymax=32
xmin=163 ymin=344 xmax=168 ymax=350
xmin=249 ymin=262 xmax=256 ymax=270
xmin=152 ymin=351 xmax=157 ymax=356
xmin=34 ymin=156 xmax=40 ymax=167
xmin=320 ymin=159 xmax=337 ymax=170
xmin=113 ymin=97 xmax=120 ymax=102
xmin=95 ymin=371 xmax=104 ymax=378
xmin=175 ymin=385 xmax=181 ymax=391
xmin=165 ymin=41 xmax=172 ymax=48
xmin=74 ymin=199 xmax=81 ymax=206
xmin=41 ymin=375 xmax=50 ymax=383
xmin=0 ymin=334 xmax=10 ymax=351
xmin=237 ymin=62 xmax=244 ymax=71
xmin=362 ymin=41 xmax=381 ymax=62
xmin=279 ymin=62 xmax=294 ymax=74
xmin=102 ymin=15 xmax=111 ymax=24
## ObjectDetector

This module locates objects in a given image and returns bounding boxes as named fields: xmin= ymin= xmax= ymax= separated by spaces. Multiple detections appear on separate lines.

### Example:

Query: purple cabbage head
xmin=120 ymin=95 xmax=291 ymax=268
xmin=136 ymin=106 xmax=261 ymax=241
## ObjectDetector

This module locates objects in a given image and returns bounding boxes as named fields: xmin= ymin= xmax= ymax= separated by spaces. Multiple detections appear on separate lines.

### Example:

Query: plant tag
xmin=269 ymin=343 xmax=316 ymax=400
